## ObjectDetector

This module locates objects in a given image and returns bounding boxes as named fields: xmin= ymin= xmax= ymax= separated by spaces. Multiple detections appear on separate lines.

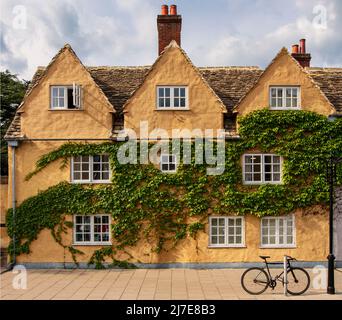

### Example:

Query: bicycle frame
xmin=263 ymin=259 xmax=297 ymax=289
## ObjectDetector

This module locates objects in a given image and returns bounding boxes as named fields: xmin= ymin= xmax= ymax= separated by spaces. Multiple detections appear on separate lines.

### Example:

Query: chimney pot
xmin=299 ymin=39 xmax=306 ymax=54
xmin=292 ymin=44 xmax=299 ymax=54
xmin=161 ymin=5 xmax=168 ymax=15
xmin=157 ymin=5 xmax=182 ymax=55
xmin=291 ymin=39 xmax=311 ymax=68
xmin=170 ymin=5 xmax=177 ymax=15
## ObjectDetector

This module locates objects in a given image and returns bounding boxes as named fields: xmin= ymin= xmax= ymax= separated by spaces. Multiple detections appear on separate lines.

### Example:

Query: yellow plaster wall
xmin=124 ymin=45 xmax=224 ymax=138
xmin=0 ymin=181 xmax=9 ymax=248
xmin=16 ymin=210 xmax=328 ymax=264
xmin=20 ymin=48 xmax=113 ymax=139
xmin=237 ymin=51 xmax=335 ymax=117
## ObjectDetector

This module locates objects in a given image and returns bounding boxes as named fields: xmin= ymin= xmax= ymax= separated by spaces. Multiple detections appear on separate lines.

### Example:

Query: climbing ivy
xmin=6 ymin=110 xmax=342 ymax=268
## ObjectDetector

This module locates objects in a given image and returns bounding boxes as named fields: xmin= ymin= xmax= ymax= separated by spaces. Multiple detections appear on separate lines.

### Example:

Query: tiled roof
xmin=4 ymin=113 xmax=23 ymax=140
xmin=308 ymin=67 xmax=342 ymax=113
xmin=5 ymin=63 xmax=342 ymax=140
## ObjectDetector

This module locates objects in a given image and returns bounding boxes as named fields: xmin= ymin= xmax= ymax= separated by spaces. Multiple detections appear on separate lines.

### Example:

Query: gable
xmin=18 ymin=44 xmax=114 ymax=113
xmin=122 ymin=41 xmax=228 ymax=136
xmin=235 ymin=48 xmax=335 ymax=117
xmin=17 ymin=44 xmax=115 ymax=139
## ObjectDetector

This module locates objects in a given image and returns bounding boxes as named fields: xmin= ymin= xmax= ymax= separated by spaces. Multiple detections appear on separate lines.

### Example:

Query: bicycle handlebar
xmin=286 ymin=256 xmax=297 ymax=261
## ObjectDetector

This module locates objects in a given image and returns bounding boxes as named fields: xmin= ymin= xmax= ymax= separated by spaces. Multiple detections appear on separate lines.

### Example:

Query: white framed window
xmin=261 ymin=215 xmax=295 ymax=248
xmin=269 ymin=86 xmax=300 ymax=110
xmin=160 ymin=154 xmax=177 ymax=173
xmin=73 ymin=215 xmax=111 ymax=245
xmin=71 ymin=155 xmax=110 ymax=183
xmin=51 ymin=83 xmax=82 ymax=109
xmin=157 ymin=86 xmax=188 ymax=109
xmin=209 ymin=216 xmax=245 ymax=248
xmin=243 ymin=154 xmax=282 ymax=184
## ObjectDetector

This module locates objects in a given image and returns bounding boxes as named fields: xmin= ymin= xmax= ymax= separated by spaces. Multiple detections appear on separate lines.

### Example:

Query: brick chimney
xmin=291 ymin=39 xmax=311 ymax=68
xmin=157 ymin=5 xmax=182 ymax=55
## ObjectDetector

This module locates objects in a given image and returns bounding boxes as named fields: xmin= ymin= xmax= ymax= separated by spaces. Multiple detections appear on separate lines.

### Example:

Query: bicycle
xmin=241 ymin=256 xmax=310 ymax=295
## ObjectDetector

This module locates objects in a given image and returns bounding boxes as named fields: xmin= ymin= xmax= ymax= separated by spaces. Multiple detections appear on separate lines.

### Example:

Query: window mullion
xmin=171 ymin=87 xmax=174 ymax=108
xmin=64 ymin=86 xmax=68 ymax=109
xmin=91 ymin=216 xmax=94 ymax=243
xmin=90 ymin=156 xmax=93 ymax=183
xmin=276 ymin=219 xmax=280 ymax=246
xmin=225 ymin=217 xmax=228 ymax=247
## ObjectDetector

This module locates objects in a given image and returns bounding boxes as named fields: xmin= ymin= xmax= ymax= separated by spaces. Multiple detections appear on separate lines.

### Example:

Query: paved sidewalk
xmin=0 ymin=268 xmax=341 ymax=300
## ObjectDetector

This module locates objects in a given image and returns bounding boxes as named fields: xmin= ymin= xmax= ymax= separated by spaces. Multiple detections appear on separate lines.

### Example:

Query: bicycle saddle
xmin=259 ymin=256 xmax=270 ymax=260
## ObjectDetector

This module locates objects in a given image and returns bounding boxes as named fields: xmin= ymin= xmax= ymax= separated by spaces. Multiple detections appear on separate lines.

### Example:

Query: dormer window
xmin=157 ymin=86 xmax=188 ymax=109
xmin=269 ymin=86 xmax=300 ymax=110
xmin=51 ymin=83 xmax=82 ymax=109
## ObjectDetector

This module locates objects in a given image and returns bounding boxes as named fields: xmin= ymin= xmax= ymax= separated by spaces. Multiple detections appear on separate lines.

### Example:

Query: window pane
xmin=174 ymin=88 xmax=179 ymax=96
xmin=94 ymin=216 xmax=101 ymax=223
xmin=165 ymin=98 xmax=170 ymax=107
xmin=253 ymin=173 xmax=261 ymax=181
xmin=278 ymin=98 xmax=283 ymax=107
xmin=159 ymin=98 xmax=164 ymax=107
xmin=93 ymin=155 xmax=100 ymax=162
xmin=245 ymin=165 xmax=252 ymax=173
xmin=158 ymin=88 xmax=164 ymax=97
xmin=245 ymin=173 xmax=252 ymax=181
xmin=211 ymin=236 xmax=218 ymax=244
xmin=93 ymin=172 xmax=101 ymax=180
xmin=174 ymin=98 xmax=179 ymax=107
xmin=102 ymin=172 xmax=109 ymax=180
xmin=211 ymin=219 xmax=217 ymax=226
xmin=82 ymin=172 xmax=89 ymax=180
xmin=273 ymin=173 xmax=281 ymax=181
xmin=180 ymin=98 xmax=186 ymax=107
xmin=180 ymin=88 xmax=185 ymax=97
xmin=165 ymin=88 xmax=170 ymax=97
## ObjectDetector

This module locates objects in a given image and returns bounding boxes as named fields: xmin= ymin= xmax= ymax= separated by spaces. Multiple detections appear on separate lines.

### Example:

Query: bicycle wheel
xmin=286 ymin=267 xmax=310 ymax=295
xmin=241 ymin=268 xmax=269 ymax=295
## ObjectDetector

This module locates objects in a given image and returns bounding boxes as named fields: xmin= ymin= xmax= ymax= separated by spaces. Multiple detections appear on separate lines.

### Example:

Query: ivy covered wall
xmin=6 ymin=110 xmax=342 ymax=268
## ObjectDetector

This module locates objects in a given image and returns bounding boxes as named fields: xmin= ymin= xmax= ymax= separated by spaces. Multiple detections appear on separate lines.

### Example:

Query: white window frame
xmin=209 ymin=216 xmax=245 ymax=248
xmin=243 ymin=154 xmax=283 ymax=185
xmin=73 ymin=214 xmax=111 ymax=246
xmin=269 ymin=86 xmax=301 ymax=110
xmin=71 ymin=155 xmax=111 ymax=184
xmin=160 ymin=154 xmax=178 ymax=173
xmin=260 ymin=215 xmax=296 ymax=248
xmin=156 ymin=86 xmax=189 ymax=110
xmin=50 ymin=83 xmax=82 ymax=110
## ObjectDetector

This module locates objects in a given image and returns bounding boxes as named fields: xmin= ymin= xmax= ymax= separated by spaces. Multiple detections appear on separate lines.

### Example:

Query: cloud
xmin=0 ymin=0 xmax=341 ymax=80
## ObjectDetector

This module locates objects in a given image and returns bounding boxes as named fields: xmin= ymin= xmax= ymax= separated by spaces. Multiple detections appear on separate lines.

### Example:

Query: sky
xmin=0 ymin=0 xmax=341 ymax=80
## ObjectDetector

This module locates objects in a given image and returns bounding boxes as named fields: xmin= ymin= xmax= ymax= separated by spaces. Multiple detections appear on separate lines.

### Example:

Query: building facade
xmin=1 ymin=5 xmax=342 ymax=267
